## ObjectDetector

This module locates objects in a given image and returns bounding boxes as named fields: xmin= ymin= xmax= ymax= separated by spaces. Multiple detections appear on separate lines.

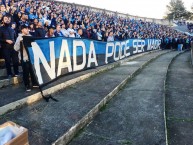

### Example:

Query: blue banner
xmin=23 ymin=37 xmax=161 ymax=86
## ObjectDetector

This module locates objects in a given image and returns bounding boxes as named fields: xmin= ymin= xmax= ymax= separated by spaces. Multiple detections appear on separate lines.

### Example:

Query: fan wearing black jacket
xmin=0 ymin=14 xmax=19 ymax=78
xmin=35 ymin=21 xmax=46 ymax=37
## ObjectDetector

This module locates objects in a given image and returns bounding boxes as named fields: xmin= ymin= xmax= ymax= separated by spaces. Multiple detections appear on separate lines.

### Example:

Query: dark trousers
xmin=3 ymin=48 xmax=19 ymax=76
xmin=172 ymin=43 xmax=177 ymax=50
xmin=22 ymin=61 xmax=37 ymax=87
xmin=0 ymin=45 xmax=3 ymax=59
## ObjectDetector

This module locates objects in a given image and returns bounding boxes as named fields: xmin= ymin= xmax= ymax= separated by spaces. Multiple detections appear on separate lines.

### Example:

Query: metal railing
xmin=191 ymin=41 xmax=193 ymax=66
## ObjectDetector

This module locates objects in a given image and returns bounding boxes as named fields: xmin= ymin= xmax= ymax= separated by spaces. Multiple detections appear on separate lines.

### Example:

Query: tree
xmin=189 ymin=3 xmax=193 ymax=20
xmin=165 ymin=0 xmax=190 ymax=20
xmin=191 ymin=4 xmax=193 ymax=11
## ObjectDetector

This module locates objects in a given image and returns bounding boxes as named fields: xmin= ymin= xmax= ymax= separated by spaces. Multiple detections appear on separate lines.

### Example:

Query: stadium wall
xmin=51 ymin=0 xmax=171 ymax=26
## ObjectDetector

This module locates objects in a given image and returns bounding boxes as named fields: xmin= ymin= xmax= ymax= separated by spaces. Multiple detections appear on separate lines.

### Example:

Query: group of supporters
xmin=0 ymin=0 xmax=192 ymax=91
xmin=161 ymin=35 xmax=191 ymax=51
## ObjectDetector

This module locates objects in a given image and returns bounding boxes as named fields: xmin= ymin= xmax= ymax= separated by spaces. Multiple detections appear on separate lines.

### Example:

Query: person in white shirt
xmin=97 ymin=29 xmax=102 ymax=41
xmin=61 ymin=24 xmax=69 ymax=37
xmin=67 ymin=23 xmax=75 ymax=38
xmin=107 ymin=31 xmax=114 ymax=42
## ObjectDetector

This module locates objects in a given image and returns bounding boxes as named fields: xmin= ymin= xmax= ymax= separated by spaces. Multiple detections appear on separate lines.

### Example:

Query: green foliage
xmin=165 ymin=0 xmax=191 ymax=20
xmin=190 ymin=4 xmax=193 ymax=20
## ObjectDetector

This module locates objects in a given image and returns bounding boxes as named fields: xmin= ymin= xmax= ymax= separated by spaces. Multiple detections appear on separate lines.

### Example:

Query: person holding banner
xmin=14 ymin=24 xmax=38 ymax=92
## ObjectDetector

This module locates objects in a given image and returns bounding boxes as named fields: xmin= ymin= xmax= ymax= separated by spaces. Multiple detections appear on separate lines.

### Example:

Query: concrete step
xmin=0 ymin=75 xmax=23 ymax=88
xmin=166 ymin=51 xmax=193 ymax=145
xmin=0 ymin=66 xmax=23 ymax=89
xmin=0 ymin=66 xmax=23 ymax=78
xmin=0 ymin=50 xmax=162 ymax=109
xmin=0 ymin=50 xmax=172 ymax=145
xmin=0 ymin=58 xmax=23 ymax=88
xmin=0 ymin=59 xmax=4 ymax=67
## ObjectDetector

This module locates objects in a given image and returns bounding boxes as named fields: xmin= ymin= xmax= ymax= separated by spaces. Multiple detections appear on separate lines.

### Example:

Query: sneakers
xmin=14 ymin=73 xmax=21 ymax=77
xmin=32 ymin=85 xmax=39 ymax=88
xmin=26 ymin=84 xmax=38 ymax=92
xmin=14 ymin=74 xmax=20 ymax=77
xmin=26 ymin=86 xmax=31 ymax=92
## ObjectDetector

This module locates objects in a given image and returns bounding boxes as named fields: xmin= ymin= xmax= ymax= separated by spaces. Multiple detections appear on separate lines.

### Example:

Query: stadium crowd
xmin=0 ymin=0 xmax=191 ymax=41
xmin=0 ymin=0 xmax=192 ymax=90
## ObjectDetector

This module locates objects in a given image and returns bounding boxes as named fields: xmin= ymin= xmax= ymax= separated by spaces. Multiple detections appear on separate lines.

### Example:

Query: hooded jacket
xmin=14 ymin=33 xmax=30 ymax=61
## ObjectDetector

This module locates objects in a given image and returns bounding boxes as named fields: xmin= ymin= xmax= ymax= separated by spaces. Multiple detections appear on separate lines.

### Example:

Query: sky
xmin=57 ymin=0 xmax=192 ymax=19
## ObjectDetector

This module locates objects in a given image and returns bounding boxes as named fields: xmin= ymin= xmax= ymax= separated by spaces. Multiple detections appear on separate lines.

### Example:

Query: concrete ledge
xmin=0 ymin=59 xmax=4 ymax=66
xmin=164 ymin=50 xmax=188 ymax=145
xmin=0 ymin=66 xmax=23 ymax=78
xmin=0 ymin=50 xmax=161 ymax=116
xmin=0 ymin=76 xmax=23 ymax=88
xmin=52 ymin=50 xmax=170 ymax=145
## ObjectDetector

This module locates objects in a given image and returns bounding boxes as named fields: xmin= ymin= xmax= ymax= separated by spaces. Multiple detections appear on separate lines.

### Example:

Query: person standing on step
xmin=0 ymin=14 xmax=19 ymax=78
xmin=14 ymin=24 xmax=38 ymax=92
xmin=177 ymin=36 xmax=184 ymax=51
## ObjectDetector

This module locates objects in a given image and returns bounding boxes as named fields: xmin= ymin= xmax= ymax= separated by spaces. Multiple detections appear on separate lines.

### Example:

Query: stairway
xmin=166 ymin=51 xmax=193 ymax=145
xmin=1 ymin=50 xmax=192 ymax=145
xmin=68 ymin=51 xmax=180 ymax=145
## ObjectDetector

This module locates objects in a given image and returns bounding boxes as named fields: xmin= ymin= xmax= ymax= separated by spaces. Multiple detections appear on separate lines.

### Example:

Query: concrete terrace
xmin=0 ymin=50 xmax=193 ymax=145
